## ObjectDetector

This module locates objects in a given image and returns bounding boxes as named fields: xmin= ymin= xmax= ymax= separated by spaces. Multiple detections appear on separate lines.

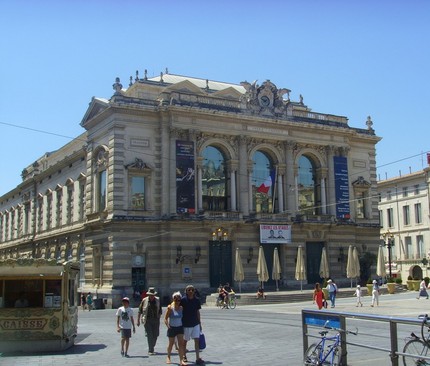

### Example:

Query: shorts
xmin=120 ymin=328 xmax=132 ymax=339
xmin=167 ymin=325 xmax=184 ymax=338
xmin=183 ymin=325 xmax=200 ymax=341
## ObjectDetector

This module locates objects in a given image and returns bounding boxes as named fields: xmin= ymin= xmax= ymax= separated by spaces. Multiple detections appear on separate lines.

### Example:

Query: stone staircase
xmin=203 ymin=284 xmax=407 ymax=307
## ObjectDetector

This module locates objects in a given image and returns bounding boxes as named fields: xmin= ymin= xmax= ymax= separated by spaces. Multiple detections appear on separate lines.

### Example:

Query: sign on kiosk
xmin=260 ymin=224 xmax=292 ymax=244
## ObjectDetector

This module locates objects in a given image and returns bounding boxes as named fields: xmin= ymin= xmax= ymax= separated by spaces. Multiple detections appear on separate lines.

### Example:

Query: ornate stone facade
xmin=0 ymin=71 xmax=381 ymax=307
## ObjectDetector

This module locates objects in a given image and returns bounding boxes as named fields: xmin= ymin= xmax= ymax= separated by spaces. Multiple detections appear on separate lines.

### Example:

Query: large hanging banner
xmin=176 ymin=140 xmax=195 ymax=214
xmin=260 ymin=224 xmax=292 ymax=244
xmin=333 ymin=156 xmax=350 ymax=219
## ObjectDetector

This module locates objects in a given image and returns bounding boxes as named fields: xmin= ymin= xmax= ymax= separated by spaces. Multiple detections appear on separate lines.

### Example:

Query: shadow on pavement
xmin=0 ymin=336 xmax=107 ymax=357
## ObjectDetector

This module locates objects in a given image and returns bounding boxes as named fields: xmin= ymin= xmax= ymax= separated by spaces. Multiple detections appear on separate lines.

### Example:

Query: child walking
xmin=355 ymin=285 xmax=363 ymax=307
xmin=370 ymin=280 xmax=380 ymax=307
xmin=116 ymin=297 xmax=136 ymax=357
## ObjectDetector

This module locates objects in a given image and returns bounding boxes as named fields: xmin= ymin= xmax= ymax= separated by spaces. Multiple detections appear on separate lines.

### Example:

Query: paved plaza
xmin=0 ymin=289 xmax=427 ymax=365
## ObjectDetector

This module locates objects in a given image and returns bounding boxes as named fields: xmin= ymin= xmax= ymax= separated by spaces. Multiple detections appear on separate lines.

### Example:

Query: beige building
xmin=378 ymin=168 xmax=430 ymax=280
xmin=0 ymin=71 xmax=381 ymax=307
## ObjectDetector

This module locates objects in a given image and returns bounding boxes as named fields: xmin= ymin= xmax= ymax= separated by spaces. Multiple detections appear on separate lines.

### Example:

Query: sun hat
xmin=147 ymin=287 xmax=157 ymax=296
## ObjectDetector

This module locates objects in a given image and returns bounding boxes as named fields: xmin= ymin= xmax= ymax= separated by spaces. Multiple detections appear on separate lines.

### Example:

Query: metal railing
xmin=302 ymin=309 xmax=428 ymax=366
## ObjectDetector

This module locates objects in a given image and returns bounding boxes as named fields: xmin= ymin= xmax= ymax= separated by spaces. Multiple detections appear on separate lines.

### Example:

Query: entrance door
xmin=131 ymin=267 xmax=146 ymax=293
xmin=262 ymin=244 xmax=277 ymax=287
xmin=209 ymin=241 xmax=232 ymax=287
xmin=306 ymin=242 xmax=324 ymax=284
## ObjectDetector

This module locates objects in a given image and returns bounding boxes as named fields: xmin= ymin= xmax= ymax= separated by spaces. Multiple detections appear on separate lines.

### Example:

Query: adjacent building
xmin=378 ymin=167 xmax=430 ymax=280
xmin=0 ymin=71 xmax=381 ymax=307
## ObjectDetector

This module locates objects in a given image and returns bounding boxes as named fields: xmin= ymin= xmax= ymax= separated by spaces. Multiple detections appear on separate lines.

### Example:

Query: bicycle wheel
xmin=229 ymin=298 xmax=237 ymax=309
xmin=331 ymin=346 xmax=342 ymax=366
xmin=422 ymin=318 xmax=430 ymax=346
xmin=403 ymin=338 xmax=430 ymax=366
xmin=304 ymin=343 xmax=322 ymax=365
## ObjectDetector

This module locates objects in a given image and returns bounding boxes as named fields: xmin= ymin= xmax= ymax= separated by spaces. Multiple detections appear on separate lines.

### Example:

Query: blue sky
xmin=1 ymin=0 xmax=429 ymax=195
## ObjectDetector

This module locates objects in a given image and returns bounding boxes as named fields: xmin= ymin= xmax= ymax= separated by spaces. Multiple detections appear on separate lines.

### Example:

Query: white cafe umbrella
xmin=346 ymin=245 xmax=360 ymax=288
xmin=352 ymin=247 xmax=360 ymax=281
xmin=234 ymin=248 xmax=245 ymax=292
xmin=272 ymin=247 xmax=282 ymax=291
xmin=257 ymin=246 xmax=269 ymax=289
xmin=319 ymin=247 xmax=330 ymax=280
xmin=376 ymin=245 xmax=387 ymax=278
xmin=295 ymin=246 xmax=306 ymax=291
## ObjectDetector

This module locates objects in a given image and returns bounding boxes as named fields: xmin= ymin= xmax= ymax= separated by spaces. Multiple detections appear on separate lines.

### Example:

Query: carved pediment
xmin=352 ymin=176 xmax=371 ymax=188
xmin=125 ymin=158 xmax=152 ymax=172
xmin=162 ymin=80 xmax=206 ymax=95
xmin=80 ymin=97 xmax=109 ymax=127
xmin=212 ymin=87 xmax=242 ymax=100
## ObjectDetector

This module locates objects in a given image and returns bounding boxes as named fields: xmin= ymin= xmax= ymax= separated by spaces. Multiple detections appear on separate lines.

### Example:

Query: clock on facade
xmin=259 ymin=95 xmax=271 ymax=107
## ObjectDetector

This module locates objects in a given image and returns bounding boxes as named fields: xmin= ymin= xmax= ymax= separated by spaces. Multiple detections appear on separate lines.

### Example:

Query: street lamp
xmin=381 ymin=231 xmax=395 ymax=279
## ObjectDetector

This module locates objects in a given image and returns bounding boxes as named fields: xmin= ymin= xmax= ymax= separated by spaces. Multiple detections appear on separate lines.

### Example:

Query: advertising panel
xmin=260 ymin=224 xmax=292 ymax=244
xmin=334 ymin=156 xmax=350 ymax=219
xmin=176 ymin=140 xmax=195 ymax=214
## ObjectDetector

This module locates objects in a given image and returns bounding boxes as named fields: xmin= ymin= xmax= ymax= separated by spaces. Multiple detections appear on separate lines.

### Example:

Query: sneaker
xmin=196 ymin=358 xmax=205 ymax=365
xmin=148 ymin=352 xmax=156 ymax=356
xmin=183 ymin=356 xmax=188 ymax=363
xmin=121 ymin=350 xmax=124 ymax=356
xmin=125 ymin=353 xmax=129 ymax=358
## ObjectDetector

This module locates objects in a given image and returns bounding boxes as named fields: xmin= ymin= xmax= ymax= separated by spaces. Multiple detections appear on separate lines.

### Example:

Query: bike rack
xmin=302 ymin=309 xmax=430 ymax=366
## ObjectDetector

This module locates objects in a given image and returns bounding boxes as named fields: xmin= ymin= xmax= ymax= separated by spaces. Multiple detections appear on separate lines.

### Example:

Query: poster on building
xmin=176 ymin=140 xmax=195 ymax=214
xmin=334 ymin=156 xmax=350 ymax=219
xmin=260 ymin=224 xmax=292 ymax=244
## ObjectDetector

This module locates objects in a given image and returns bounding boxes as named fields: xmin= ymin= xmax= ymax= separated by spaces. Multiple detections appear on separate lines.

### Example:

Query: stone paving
xmin=0 ymin=289 xmax=426 ymax=365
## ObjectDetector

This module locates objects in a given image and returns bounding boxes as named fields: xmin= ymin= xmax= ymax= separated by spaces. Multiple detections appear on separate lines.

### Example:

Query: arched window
xmin=202 ymin=146 xmax=227 ymax=211
xmin=298 ymin=155 xmax=318 ymax=215
xmin=252 ymin=151 xmax=274 ymax=214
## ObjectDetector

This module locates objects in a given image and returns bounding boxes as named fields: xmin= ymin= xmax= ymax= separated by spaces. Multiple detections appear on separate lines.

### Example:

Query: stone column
xmin=238 ymin=136 xmax=250 ymax=215
xmin=321 ymin=176 xmax=327 ymax=214
xmin=284 ymin=141 xmax=296 ymax=214
xmin=276 ymin=165 xmax=286 ymax=213
xmin=248 ymin=162 xmax=254 ymax=213
xmin=196 ymin=157 xmax=203 ymax=211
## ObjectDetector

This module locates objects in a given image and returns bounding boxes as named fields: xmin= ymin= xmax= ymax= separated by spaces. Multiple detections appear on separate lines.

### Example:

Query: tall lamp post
xmin=381 ymin=231 xmax=395 ymax=279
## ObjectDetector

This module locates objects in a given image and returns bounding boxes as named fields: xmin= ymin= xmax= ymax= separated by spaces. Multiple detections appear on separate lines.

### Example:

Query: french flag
xmin=257 ymin=170 xmax=276 ymax=194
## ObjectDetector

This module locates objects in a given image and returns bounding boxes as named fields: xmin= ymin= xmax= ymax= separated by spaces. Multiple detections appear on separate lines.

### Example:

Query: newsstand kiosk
xmin=0 ymin=258 xmax=80 ymax=352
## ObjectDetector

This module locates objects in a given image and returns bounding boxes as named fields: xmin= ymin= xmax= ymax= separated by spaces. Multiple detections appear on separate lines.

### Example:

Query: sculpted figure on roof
xmin=240 ymin=79 xmax=290 ymax=116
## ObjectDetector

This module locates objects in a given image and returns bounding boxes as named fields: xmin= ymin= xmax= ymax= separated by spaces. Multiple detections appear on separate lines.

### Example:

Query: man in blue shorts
xmin=181 ymin=284 xmax=204 ymax=365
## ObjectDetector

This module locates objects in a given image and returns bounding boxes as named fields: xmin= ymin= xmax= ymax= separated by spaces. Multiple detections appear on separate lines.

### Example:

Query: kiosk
xmin=0 ymin=258 xmax=80 ymax=352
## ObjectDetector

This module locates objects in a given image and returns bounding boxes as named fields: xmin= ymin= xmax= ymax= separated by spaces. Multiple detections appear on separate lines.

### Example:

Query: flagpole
xmin=271 ymin=166 xmax=278 ymax=214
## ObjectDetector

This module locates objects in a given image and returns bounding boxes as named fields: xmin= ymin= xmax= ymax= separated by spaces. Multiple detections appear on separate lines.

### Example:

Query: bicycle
xmin=215 ymin=292 xmax=236 ymax=309
xmin=304 ymin=321 xmax=358 ymax=366
xmin=403 ymin=314 xmax=430 ymax=365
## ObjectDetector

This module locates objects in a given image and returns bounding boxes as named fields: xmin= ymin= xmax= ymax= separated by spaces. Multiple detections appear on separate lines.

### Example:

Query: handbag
xmin=199 ymin=332 xmax=206 ymax=350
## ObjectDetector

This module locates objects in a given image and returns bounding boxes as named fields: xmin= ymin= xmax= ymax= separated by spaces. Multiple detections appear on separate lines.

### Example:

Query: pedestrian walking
xmin=181 ymin=284 xmax=204 ymax=365
xmin=371 ymin=279 xmax=380 ymax=307
xmin=417 ymin=279 xmax=429 ymax=299
xmin=355 ymin=285 xmax=363 ymax=307
xmin=164 ymin=291 xmax=186 ymax=365
xmin=325 ymin=279 xmax=337 ymax=308
xmin=137 ymin=287 xmax=162 ymax=355
xmin=116 ymin=297 xmax=135 ymax=357
xmin=81 ymin=293 xmax=87 ymax=311
xmin=86 ymin=292 xmax=93 ymax=311
xmin=312 ymin=283 xmax=324 ymax=310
